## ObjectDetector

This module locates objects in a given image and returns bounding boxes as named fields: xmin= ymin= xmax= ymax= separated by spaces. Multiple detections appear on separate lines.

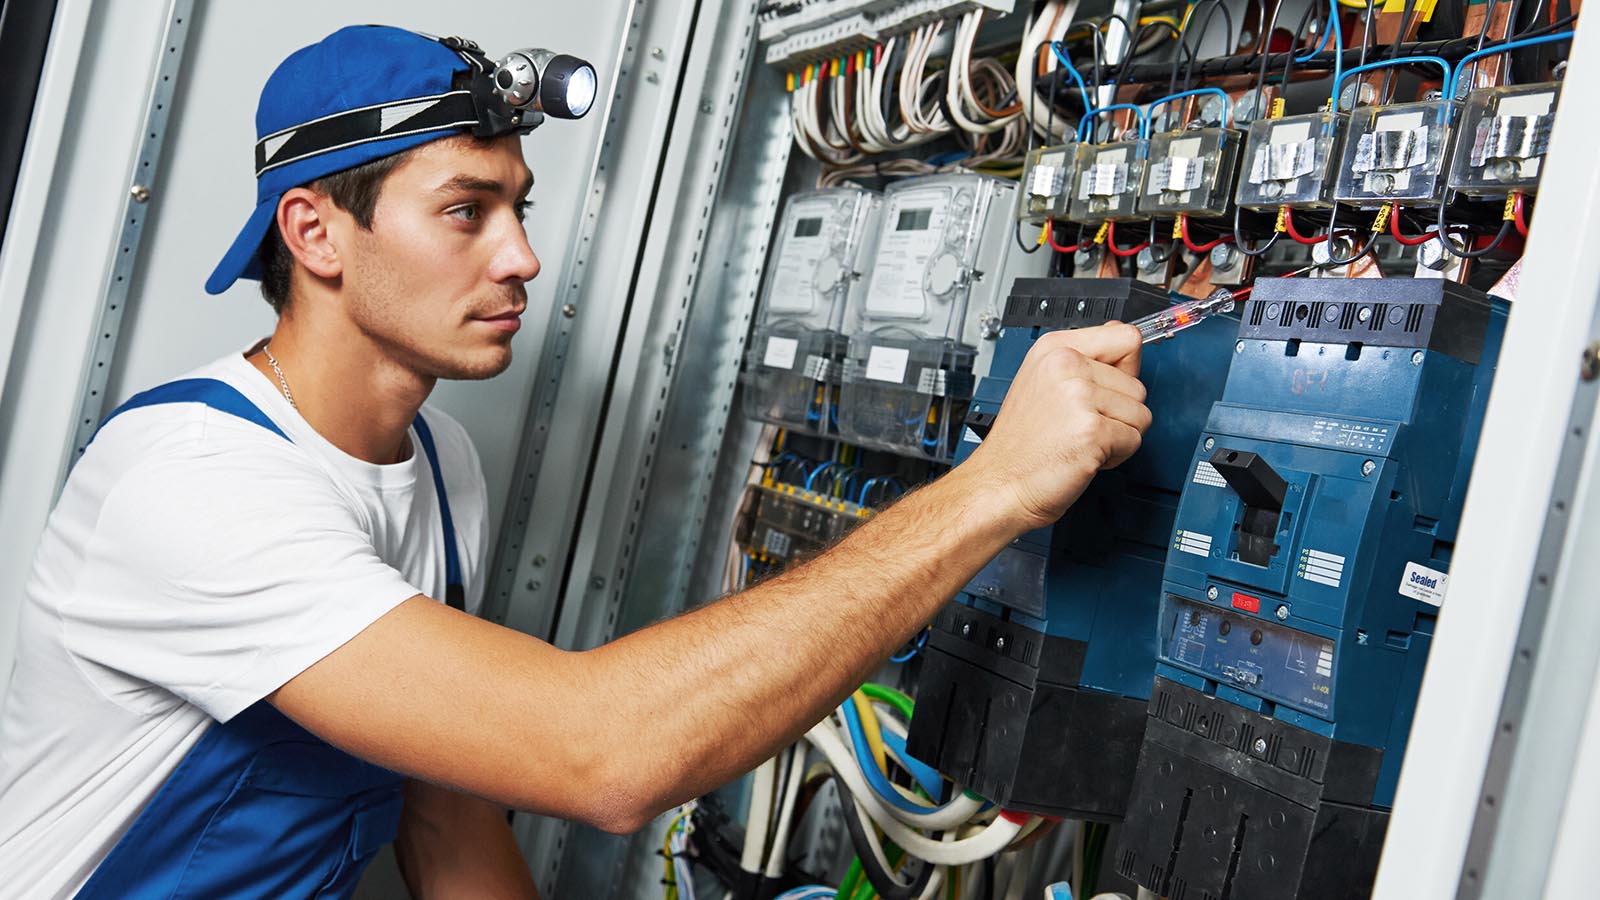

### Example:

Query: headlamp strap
xmin=253 ymin=91 xmax=479 ymax=177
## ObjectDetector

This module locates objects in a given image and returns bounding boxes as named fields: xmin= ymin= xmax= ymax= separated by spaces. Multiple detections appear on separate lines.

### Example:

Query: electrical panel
xmin=1236 ymin=112 xmax=1348 ymax=210
xmin=1139 ymin=128 xmax=1243 ymax=218
xmin=1113 ymin=278 xmax=1506 ymax=900
xmin=761 ymin=0 xmax=1014 ymax=66
xmin=906 ymin=277 xmax=1238 ymax=821
xmin=1335 ymin=100 xmax=1457 ymax=206
xmin=744 ymin=187 xmax=883 ymax=434
xmin=740 ymin=481 xmax=872 ymax=567
xmin=1018 ymin=144 xmax=1075 ymax=224
xmin=1448 ymin=83 xmax=1560 ymax=198
xmin=1068 ymin=139 xmax=1147 ymax=223
xmin=836 ymin=173 xmax=1044 ymax=461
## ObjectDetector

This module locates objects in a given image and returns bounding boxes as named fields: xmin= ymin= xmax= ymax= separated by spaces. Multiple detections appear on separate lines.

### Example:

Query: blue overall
xmin=74 ymin=378 xmax=464 ymax=899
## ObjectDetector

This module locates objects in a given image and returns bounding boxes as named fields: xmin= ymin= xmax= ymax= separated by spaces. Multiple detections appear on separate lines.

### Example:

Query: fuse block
xmin=1137 ymin=128 xmax=1243 ymax=217
xmin=1335 ymin=100 xmax=1457 ymax=206
xmin=1236 ymin=112 xmax=1347 ymax=210
xmin=1068 ymin=140 xmax=1147 ymax=223
xmin=1447 ymin=83 xmax=1560 ymax=198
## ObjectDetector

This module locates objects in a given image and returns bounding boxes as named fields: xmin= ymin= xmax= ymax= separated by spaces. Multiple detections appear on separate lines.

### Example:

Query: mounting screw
xmin=130 ymin=184 xmax=151 ymax=203
xmin=995 ymin=636 xmax=1007 ymax=651
xmin=1207 ymin=586 xmax=1220 ymax=601
xmin=978 ymin=314 xmax=1003 ymax=340
xmin=562 ymin=303 xmax=578 ymax=318
xmin=1235 ymin=340 xmax=1245 ymax=354
xmin=1582 ymin=342 xmax=1600 ymax=382
xmin=590 ymin=575 xmax=606 ymax=590
xmin=650 ymin=47 xmax=666 ymax=60
xmin=646 ymin=72 xmax=660 ymax=84
xmin=699 ymin=99 xmax=714 ymax=114
xmin=1411 ymin=350 xmax=1425 ymax=366
xmin=1357 ymin=306 xmax=1372 ymax=323
xmin=533 ymin=555 xmax=547 ymax=567
xmin=1038 ymin=299 xmax=1050 ymax=312
xmin=1136 ymin=246 xmax=1163 ymax=273
xmin=1275 ymin=604 xmax=1290 ymax=621
xmin=1210 ymin=244 xmax=1239 ymax=270
xmin=961 ymin=622 xmax=973 ymax=636
xmin=526 ymin=579 xmax=541 ymax=591
xmin=1253 ymin=737 xmax=1269 ymax=755
xmin=1361 ymin=459 xmax=1377 ymax=477
xmin=1204 ymin=437 xmax=1216 ymax=451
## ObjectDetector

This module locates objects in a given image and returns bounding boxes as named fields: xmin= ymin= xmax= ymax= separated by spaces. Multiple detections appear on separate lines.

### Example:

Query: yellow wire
xmin=851 ymin=689 xmax=890 ymax=775
xmin=662 ymin=808 xmax=692 ymax=900
xmin=1336 ymin=0 xmax=1370 ymax=7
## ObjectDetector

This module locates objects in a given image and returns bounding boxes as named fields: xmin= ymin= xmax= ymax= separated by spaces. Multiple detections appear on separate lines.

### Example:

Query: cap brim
xmin=205 ymin=196 xmax=279 ymax=295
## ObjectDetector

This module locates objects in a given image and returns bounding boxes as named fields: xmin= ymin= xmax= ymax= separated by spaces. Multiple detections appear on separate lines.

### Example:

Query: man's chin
xmin=436 ymin=346 xmax=515 ymax=381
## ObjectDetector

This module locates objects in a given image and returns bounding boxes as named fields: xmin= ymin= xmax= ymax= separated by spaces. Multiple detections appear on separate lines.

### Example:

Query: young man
xmin=0 ymin=24 xmax=1149 ymax=900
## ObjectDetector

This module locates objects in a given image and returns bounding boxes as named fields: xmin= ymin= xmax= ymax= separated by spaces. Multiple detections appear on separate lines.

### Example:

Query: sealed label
xmin=762 ymin=336 xmax=799 ymax=369
xmin=1399 ymin=561 xmax=1449 ymax=606
xmin=864 ymin=345 xmax=911 ymax=383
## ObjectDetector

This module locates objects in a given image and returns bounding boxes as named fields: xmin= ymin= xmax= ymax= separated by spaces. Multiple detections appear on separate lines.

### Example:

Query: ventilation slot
xmin=1307 ymin=302 xmax=1326 ymax=327
xmin=1339 ymin=303 xmax=1359 ymax=329
xmin=1249 ymin=301 xmax=1266 ymax=326
xmin=1220 ymin=814 xmax=1249 ymax=899
xmin=1405 ymin=303 xmax=1426 ymax=333
xmin=1370 ymin=303 xmax=1388 ymax=331
xmin=1280 ymin=302 xmax=1299 ymax=326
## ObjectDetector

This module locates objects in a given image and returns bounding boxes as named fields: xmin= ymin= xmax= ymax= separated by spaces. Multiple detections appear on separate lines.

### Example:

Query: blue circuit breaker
xmin=1113 ymin=278 xmax=1505 ymax=900
xmin=905 ymin=277 xmax=1238 ymax=821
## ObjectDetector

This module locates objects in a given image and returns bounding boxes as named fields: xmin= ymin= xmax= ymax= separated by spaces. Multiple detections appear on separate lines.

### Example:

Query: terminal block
xmin=1068 ymin=140 xmax=1147 ymax=223
xmin=1335 ymin=100 xmax=1457 ymax=207
xmin=1018 ymin=144 xmax=1075 ymax=224
xmin=907 ymin=278 xmax=1238 ymax=821
xmin=1115 ymin=278 xmax=1506 ymax=900
xmin=1138 ymin=128 xmax=1243 ymax=218
xmin=1448 ymin=82 xmax=1560 ymax=198
xmin=739 ymin=482 xmax=872 ymax=566
xmin=1236 ymin=112 xmax=1347 ymax=210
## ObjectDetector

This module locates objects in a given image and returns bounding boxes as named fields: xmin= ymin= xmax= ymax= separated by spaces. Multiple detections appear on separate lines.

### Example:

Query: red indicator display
xmin=1231 ymin=592 xmax=1261 ymax=613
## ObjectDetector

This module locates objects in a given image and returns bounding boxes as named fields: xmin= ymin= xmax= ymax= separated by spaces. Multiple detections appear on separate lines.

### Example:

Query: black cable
xmin=1251 ymin=0 xmax=1289 ymax=97
xmin=1015 ymin=218 xmax=1043 ymax=254
xmin=980 ymin=856 xmax=997 ymax=900
xmin=1279 ymin=0 xmax=1322 ymax=91
xmin=834 ymin=776 xmax=935 ymax=900
xmin=1319 ymin=205 xmax=1382 ymax=267
xmin=1381 ymin=0 xmax=1417 ymax=99
xmin=1232 ymin=204 xmax=1283 ymax=256
xmin=1180 ymin=0 xmax=1237 ymax=90
xmin=1436 ymin=203 xmax=1516 ymax=258
xmin=1359 ymin=0 xmax=1378 ymax=70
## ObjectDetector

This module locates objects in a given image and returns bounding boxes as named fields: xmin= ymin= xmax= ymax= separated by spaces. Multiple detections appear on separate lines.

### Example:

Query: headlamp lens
xmin=565 ymin=65 xmax=597 ymax=118
xmin=538 ymin=54 xmax=597 ymax=119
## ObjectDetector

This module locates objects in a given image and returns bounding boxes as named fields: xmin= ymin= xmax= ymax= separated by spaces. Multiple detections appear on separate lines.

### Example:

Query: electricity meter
xmin=1067 ymin=140 xmax=1147 ymax=223
xmin=743 ymin=187 xmax=883 ymax=433
xmin=1018 ymin=144 xmax=1076 ymax=224
xmin=837 ymin=174 xmax=1044 ymax=462
xmin=1447 ymin=83 xmax=1559 ymax=198
xmin=1236 ymin=112 xmax=1347 ymax=210
xmin=1138 ymin=128 xmax=1243 ymax=217
xmin=1335 ymin=100 xmax=1457 ymax=206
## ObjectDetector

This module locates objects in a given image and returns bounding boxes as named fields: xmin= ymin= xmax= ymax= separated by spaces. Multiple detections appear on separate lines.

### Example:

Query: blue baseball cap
xmin=205 ymin=25 xmax=477 ymax=295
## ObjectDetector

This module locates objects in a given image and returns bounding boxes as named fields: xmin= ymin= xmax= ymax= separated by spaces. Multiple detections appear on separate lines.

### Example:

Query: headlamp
xmin=252 ymin=34 xmax=596 ymax=178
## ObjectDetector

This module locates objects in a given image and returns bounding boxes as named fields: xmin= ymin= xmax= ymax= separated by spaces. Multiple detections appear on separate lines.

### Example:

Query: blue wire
xmin=1048 ymin=42 xmax=1094 ymax=115
xmin=857 ymin=476 xmax=881 ymax=506
xmin=1076 ymin=102 xmax=1152 ymax=142
xmin=1450 ymin=32 xmax=1576 ymax=101
xmin=1332 ymin=57 xmax=1453 ymax=114
xmin=804 ymin=461 xmax=836 ymax=493
xmin=878 ymin=723 xmax=947 ymax=802
xmin=774 ymin=889 xmax=836 ymax=900
xmin=840 ymin=699 xmax=971 ymax=817
xmin=889 ymin=628 xmax=929 ymax=663
xmin=1146 ymin=87 xmax=1234 ymax=128
xmin=1294 ymin=0 xmax=1334 ymax=61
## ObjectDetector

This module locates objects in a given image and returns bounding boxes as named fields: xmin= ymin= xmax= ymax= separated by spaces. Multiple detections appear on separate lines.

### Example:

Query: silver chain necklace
xmin=261 ymin=344 xmax=296 ymax=409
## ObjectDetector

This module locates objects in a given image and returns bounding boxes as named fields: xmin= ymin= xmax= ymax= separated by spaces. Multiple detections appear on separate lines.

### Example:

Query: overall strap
xmin=411 ymin=412 xmax=465 ymax=611
xmin=93 ymin=377 xmax=292 ymax=444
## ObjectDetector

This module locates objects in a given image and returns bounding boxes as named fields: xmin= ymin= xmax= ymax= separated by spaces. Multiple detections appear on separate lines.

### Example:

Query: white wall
xmin=0 ymin=0 xmax=629 ymax=696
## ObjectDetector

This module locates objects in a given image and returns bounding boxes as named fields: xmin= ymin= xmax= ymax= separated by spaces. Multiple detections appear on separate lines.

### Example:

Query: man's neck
xmin=247 ymin=313 xmax=434 ymax=465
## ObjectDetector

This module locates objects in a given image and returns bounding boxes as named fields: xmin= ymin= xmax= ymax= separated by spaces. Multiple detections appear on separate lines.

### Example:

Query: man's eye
xmin=515 ymin=201 xmax=533 ymax=222
xmin=450 ymin=204 xmax=480 ymax=222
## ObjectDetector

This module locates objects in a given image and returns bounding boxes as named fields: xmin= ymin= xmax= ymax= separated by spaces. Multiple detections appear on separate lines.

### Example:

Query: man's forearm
xmin=579 ymin=462 xmax=1024 ymax=822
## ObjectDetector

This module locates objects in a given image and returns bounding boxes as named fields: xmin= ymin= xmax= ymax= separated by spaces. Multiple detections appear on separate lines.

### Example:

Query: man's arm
xmin=269 ymin=324 xmax=1148 ymax=834
xmin=394 ymin=780 xmax=539 ymax=899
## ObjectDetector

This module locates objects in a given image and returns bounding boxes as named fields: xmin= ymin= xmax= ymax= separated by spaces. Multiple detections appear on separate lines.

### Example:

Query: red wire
xmin=1388 ymin=204 xmax=1436 ymax=246
xmin=1105 ymin=221 xmax=1150 ymax=257
xmin=1179 ymin=215 xmax=1233 ymax=254
xmin=1281 ymin=206 xmax=1328 ymax=245
xmin=1044 ymin=219 xmax=1082 ymax=253
xmin=1513 ymin=193 xmax=1529 ymax=238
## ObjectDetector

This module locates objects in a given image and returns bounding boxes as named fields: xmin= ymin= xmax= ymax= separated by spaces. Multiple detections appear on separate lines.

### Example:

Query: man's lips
xmin=474 ymin=309 xmax=524 ymax=332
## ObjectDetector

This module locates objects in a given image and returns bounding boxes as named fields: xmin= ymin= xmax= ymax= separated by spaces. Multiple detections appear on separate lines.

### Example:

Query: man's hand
xmin=966 ymin=322 xmax=1149 ymax=531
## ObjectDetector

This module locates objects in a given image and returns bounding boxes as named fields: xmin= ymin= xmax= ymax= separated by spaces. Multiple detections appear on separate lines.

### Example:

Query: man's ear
xmin=277 ymin=188 xmax=344 ymax=281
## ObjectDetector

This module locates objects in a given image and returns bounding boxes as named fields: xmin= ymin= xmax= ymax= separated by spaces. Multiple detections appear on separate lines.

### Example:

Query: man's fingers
xmin=1039 ymin=322 xmax=1143 ymax=371
xmin=1087 ymin=358 xmax=1147 ymax=404
xmin=1100 ymin=420 xmax=1145 ymax=470
xmin=1095 ymin=388 xmax=1152 ymax=435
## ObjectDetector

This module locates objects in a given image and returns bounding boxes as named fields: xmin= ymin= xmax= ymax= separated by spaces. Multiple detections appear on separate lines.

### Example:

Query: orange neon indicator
xmin=1130 ymin=289 xmax=1238 ymax=344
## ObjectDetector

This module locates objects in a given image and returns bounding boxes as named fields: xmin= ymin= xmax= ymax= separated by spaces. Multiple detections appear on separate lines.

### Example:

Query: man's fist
xmin=965 ymin=322 xmax=1151 ymax=531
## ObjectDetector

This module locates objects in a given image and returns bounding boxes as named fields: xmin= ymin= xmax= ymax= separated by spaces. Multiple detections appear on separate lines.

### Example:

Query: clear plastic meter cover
xmin=1335 ymin=100 xmax=1457 ymax=206
xmin=1068 ymin=140 xmax=1147 ymax=223
xmin=839 ymin=174 xmax=1004 ymax=461
xmin=1448 ymin=83 xmax=1560 ymax=198
xmin=743 ymin=187 xmax=882 ymax=433
xmin=1236 ymin=112 xmax=1347 ymax=210
xmin=1138 ymin=127 xmax=1243 ymax=217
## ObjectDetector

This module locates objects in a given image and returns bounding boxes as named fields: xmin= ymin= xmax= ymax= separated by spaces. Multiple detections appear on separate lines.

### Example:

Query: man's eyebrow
xmin=433 ymin=173 xmax=536 ymax=197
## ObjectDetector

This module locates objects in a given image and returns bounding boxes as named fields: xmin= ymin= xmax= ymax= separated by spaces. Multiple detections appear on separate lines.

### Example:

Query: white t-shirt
xmin=0 ymin=351 xmax=489 ymax=899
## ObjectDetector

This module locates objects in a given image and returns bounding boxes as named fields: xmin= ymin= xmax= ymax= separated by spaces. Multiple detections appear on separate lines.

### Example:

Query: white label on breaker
xmin=763 ymin=336 xmax=799 ymax=369
xmin=864 ymin=345 xmax=911 ymax=383
xmin=962 ymin=426 xmax=983 ymax=446
xmin=1399 ymin=562 xmax=1449 ymax=606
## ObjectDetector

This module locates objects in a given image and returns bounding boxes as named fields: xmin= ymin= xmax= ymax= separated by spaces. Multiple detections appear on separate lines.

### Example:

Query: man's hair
xmin=257 ymin=150 xmax=414 ymax=314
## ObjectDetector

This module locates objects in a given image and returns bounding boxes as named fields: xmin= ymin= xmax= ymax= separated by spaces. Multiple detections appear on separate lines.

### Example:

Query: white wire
xmin=827 ymin=709 xmax=985 ymax=828
xmin=1015 ymin=0 xmax=1082 ymax=141
xmin=741 ymin=757 xmax=778 ymax=873
xmin=804 ymin=720 xmax=1024 ymax=864
xmin=764 ymin=743 xmax=809 ymax=877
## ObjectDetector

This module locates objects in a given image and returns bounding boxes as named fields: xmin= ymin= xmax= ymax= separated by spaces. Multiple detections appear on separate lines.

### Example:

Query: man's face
xmin=339 ymin=134 xmax=540 ymax=380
